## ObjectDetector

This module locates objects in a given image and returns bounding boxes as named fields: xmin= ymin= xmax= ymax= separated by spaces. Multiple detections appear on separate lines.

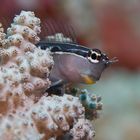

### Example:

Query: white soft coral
xmin=0 ymin=11 xmax=53 ymax=113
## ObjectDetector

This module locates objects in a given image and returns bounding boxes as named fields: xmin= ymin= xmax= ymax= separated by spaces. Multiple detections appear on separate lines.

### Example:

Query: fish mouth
xmin=104 ymin=57 xmax=118 ymax=67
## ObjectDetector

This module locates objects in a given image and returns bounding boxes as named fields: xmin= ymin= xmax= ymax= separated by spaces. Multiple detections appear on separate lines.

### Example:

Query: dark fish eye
xmin=91 ymin=53 xmax=97 ymax=60
xmin=87 ymin=49 xmax=101 ymax=63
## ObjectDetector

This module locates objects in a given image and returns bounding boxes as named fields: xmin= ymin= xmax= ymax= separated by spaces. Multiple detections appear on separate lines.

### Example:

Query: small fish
xmin=37 ymin=33 xmax=118 ymax=87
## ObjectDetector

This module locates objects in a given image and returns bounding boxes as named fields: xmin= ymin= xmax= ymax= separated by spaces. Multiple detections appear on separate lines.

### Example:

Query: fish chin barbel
xmin=106 ymin=57 xmax=118 ymax=65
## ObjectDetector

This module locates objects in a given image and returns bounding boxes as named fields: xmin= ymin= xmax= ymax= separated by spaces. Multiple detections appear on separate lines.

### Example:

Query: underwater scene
xmin=0 ymin=0 xmax=139 ymax=140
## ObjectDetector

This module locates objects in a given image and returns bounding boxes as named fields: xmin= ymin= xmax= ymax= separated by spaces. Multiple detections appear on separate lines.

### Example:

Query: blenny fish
xmin=37 ymin=33 xmax=118 ymax=88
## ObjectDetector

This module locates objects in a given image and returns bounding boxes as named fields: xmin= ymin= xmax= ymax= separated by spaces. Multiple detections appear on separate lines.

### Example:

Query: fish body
xmin=37 ymin=34 xmax=116 ymax=85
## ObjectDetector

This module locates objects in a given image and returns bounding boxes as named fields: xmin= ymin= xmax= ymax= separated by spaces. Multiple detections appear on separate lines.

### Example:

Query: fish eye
xmin=91 ymin=53 xmax=97 ymax=60
xmin=87 ymin=50 xmax=101 ymax=63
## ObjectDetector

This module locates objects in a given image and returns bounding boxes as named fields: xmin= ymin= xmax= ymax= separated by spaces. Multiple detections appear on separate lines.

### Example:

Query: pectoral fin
xmin=81 ymin=74 xmax=96 ymax=84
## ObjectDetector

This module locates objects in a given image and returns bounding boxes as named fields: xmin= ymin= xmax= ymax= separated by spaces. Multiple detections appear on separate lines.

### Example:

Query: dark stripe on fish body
xmin=36 ymin=42 xmax=89 ymax=57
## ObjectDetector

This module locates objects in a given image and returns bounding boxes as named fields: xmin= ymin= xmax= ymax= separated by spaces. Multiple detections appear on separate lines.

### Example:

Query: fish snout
xmin=102 ymin=54 xmax=118 ymax=67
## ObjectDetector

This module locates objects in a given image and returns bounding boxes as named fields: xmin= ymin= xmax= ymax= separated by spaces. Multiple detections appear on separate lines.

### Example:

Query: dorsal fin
xmin=45 ymin=33 xmax=73 ymax=43
xmin=41 ymin=18 xmax=77 ymax=43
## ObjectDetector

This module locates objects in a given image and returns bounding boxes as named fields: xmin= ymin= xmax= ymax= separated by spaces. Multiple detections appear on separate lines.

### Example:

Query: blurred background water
xmin=0 ymin=0 xmax=140 ymax=140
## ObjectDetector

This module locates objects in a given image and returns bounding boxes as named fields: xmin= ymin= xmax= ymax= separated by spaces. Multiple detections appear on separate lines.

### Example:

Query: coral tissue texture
xmin=0 ymin=11 xmax=98 ymax=140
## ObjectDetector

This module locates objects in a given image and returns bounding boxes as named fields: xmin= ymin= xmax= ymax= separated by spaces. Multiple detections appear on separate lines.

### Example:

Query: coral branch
xmin=0 ymin=11 xmax=54 ymax=114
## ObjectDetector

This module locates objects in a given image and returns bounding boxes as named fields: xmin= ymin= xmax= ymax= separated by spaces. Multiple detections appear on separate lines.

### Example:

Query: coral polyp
xmin=0 ymin=11 xmax=102 ymax=140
